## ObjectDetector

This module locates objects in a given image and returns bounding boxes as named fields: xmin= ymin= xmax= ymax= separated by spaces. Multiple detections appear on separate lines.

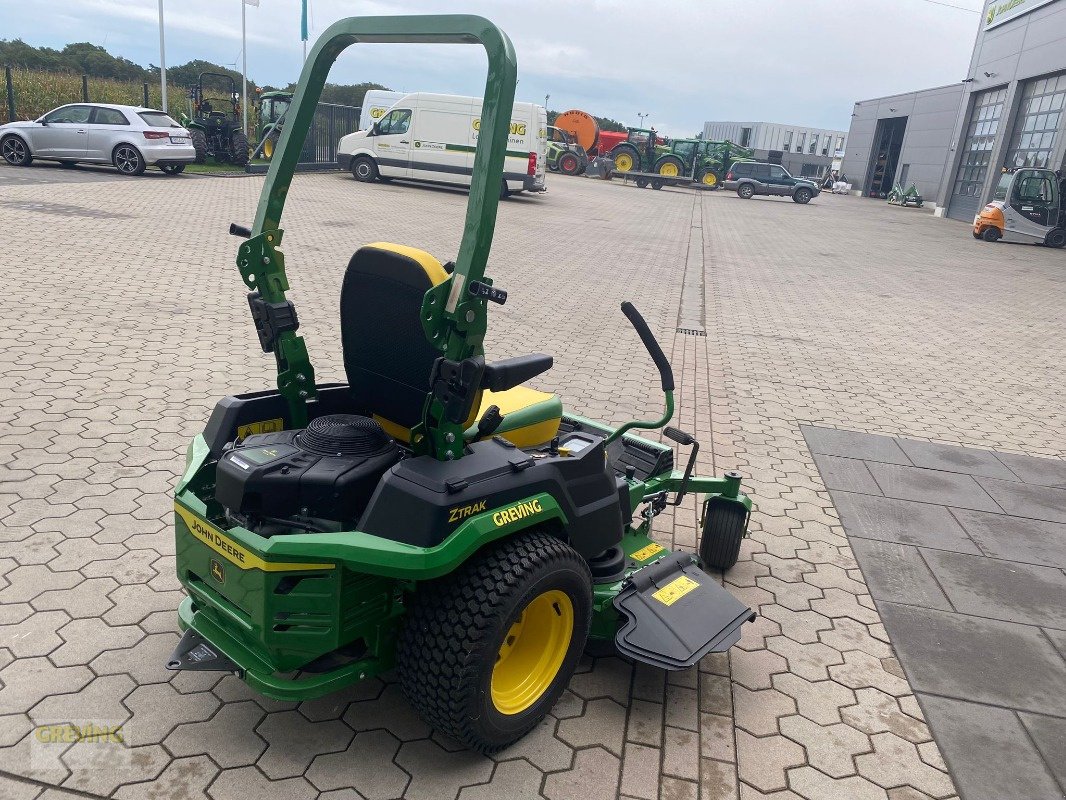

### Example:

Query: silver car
xmin=0 ymin=103 xmax=197 ymax=176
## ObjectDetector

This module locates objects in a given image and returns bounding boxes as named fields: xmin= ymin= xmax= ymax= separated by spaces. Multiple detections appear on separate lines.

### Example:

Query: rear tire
xmin=1044 ymin=228 xmax=1066 ymax=249
xmin=793 ymin=187 xmax=813 ymax=204
xmin=655 ymin=156 xmax=683 ymax=177
xmin=112 ymin=144 xmax=146 ymax=176
xmin=635 ymin=178 xmax=649 ymax=189
xmin=397 ymin=530 xmax=592 ymax=754
xmin=190 ymin=130 xmax=207 ymax=164
xmin=611 ymin=145 xmax=640 ymax=173
xmin=737 ymin=183 xmax=755 ymax=199
xmin=1 ymin=135 xmax=32 ymax=166
xmin=161 ymin=164 xmax=185 ymax=175
xmin=700 ymin=499 xmax=748 ymax=571
xmin=500 ymin=179 xmax=510 ymax=200
xmin=351 ymin=156 xmax=378 ymax=182
xmin=263 ymin=131 xmax=280 ymax=161
xmin=559 ymin=152 xmax=581 ymax=175
xmin=981 ymin=226 xmax=1001 ymax=242
xmin=230 ymin=131 xmax=249 ymax=166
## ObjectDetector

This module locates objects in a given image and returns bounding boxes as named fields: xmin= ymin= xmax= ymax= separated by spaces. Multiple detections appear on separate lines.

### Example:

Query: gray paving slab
xmin=865 ymin=462 xmax=1002 ymax=513
xmin=878 ymin=602 xmax=1066 ymax=717
xmin=1019 ymin=712 xmax=1066 ymax=791
xmin=848 ymin=539 xmax=953 ymax=612
xmin=1044 ymin=627 xmax=1066 ymax=661
xmin=917 ymin=695 xmax=1064 ymax=800
xmin=830 ymin=491 xmax=982 ymax=554
xmin=801 ymin=426 xmax=911 ymax=465
xmin=895 ymin=439 xmax=1017 ymax=480
xmin=993 ymin=451 xmax=1066 ymax=489
xmin=950 ymin=507 xmax=1066 ymax=569
xmin=975 ymin=477 xmax=1066 ymax=525
xmin=810 ymin=454 xmax=882 ymax=494
xmin=922 ymin=549 xmax=1066 ymax=630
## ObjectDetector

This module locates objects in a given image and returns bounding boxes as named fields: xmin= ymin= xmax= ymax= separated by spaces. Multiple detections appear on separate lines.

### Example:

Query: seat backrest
xmin=340 ymin=243 xmax=451 ymax=440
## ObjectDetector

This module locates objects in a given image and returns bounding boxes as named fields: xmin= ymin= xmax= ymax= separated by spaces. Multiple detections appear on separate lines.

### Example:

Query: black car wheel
xmin=737 ymin=183 xmax=755 ymax=199
xmin=161 ymin=164 xmax=186 ymax=175
xmin=1 ymin=135 xmax=32 ymax=166
xmin=112 ymin=144 xmax=146 ymax=176
xmin=793 ymin=187 xmax=813 ymax=204
xmin=981 ymin=226 xmax=1001 ymax=243
xmin=351 ymin=156 xmax=379 ymax=182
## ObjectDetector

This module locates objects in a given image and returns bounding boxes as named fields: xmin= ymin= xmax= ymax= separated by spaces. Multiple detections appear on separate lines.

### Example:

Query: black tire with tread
xmin=699 ymin=500 xmax=747 ymax=571
xmin=738 ymin=183 xmax=755 ymax=199
xmin=981 ymin=226 xmax=1001 ymax=242
xmin=112 ymin=144 xmax=146 ymax=176
xmin=793 ymin=187 xmax=813 ymax=204
xmin=161 ymin=164 xmax=186 ymax=175
xmin=655 ymin=155 xmax=684 ymax=177
xmin=558 ymin=152 xmax=581 ymax=175
xmin=397 ymin=530 xmax=592 ymax=753
xmin=230 ymin=131 xmax=249 ymax=166
xmin=352 ymin=156 xmax=378 ymax=182
xmin=190 ymin=129 xmax=208 ymax=164
xmin=1044 ymin=228 xmax=1066 ymax=249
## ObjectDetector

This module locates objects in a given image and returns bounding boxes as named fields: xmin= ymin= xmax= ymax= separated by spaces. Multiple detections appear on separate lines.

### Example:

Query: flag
xmin=244 ymin=0 xmax=259 ymax=6
xmin=301 ymin=0 xmax=308 ymax=41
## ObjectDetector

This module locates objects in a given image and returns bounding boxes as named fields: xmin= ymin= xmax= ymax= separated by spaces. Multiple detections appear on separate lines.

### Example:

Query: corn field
xmin=6 ymin=67 xmax=193 ymax=122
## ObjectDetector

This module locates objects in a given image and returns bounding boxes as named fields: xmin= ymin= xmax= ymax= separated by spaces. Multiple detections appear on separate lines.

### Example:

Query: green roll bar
xmin=233 ymin=15 xmax=518 ymax=449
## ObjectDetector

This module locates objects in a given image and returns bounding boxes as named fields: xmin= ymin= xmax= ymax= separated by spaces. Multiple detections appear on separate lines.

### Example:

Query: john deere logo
xmin=210 ymin=559 xmax=226 ymax=584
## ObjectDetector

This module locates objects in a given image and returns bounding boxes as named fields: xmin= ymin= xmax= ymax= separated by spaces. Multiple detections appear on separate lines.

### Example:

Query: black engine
xmin=215 ymin=414 xmax=401 ymax=533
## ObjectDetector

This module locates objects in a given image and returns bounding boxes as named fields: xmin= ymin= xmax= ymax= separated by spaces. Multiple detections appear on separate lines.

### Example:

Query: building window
xmin=796 ymin=132 xmax=806 ymax=153
xmin=782 ymin=130 xmax=793 ymax=151
xmin=808 ymin=134 xmax=819 ymax=154
xmin=835 ymin=136 xmax=845 ymax=154
xmin=952 ymin=87 xmax=1007 ymax=199
xmin=821 ymin=137 xmax=830 ymax=156
xmin=740 ymin=127 xmax=752 ymax=147
xmin=1004 ymin=72 xmax=1066 ymax=169
xmin=800 ymin=163 xmax=822 ymax=177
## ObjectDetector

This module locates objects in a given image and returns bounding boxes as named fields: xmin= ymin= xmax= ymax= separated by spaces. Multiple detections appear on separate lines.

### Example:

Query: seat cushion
xmin=470 ymin=386 xmax=562 ymax=448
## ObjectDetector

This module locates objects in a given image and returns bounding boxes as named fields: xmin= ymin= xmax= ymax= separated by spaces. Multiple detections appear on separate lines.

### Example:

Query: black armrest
xmin=482 ymin=353 xmax=553 ymax=392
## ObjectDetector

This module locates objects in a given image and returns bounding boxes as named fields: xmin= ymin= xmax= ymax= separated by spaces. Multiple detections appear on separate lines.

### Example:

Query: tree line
xmin=0 ymin=39 xmax=388 ymax=108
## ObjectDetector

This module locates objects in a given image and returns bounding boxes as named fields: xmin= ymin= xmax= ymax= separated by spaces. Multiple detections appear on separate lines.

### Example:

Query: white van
xmin=359 ymin=90 xmax=404 ymax=131
xmin=338 ymin=92 xmax=547 ymax=196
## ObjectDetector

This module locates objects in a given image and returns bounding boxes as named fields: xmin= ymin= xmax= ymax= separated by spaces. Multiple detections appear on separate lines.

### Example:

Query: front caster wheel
xmin=397 ymin=530 xmax=592 ymax=753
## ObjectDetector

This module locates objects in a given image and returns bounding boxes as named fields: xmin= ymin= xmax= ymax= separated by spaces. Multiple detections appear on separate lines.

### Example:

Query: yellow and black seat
xmin=340 ymin=243 xmax=561 ymax=448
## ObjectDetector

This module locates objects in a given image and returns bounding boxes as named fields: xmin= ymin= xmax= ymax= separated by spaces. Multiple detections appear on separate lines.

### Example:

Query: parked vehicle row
xmin=0 ymin=103 xmax=195 ymax=175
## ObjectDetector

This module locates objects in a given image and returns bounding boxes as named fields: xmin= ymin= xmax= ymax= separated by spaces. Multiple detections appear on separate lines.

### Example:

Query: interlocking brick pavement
xmin=1 ymin=165 xmax=1064 ymax=798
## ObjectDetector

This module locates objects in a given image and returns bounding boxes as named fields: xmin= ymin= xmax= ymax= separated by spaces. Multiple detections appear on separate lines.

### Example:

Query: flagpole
xmin=241 ymin=0 xmax=248 ymax=135
xmin=157 ymin=0 xmax=167 ymax=112
xmin=301 ymin=0 xmax=308 ymax=63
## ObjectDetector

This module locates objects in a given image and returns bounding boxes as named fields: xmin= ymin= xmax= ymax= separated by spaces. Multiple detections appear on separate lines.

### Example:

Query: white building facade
xmin=702 ymin=121 xmax=848 ymax=177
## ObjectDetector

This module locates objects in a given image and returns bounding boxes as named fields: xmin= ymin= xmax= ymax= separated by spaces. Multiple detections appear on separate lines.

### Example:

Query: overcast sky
xmin=0 ymin=0 xmax=985 ymax=136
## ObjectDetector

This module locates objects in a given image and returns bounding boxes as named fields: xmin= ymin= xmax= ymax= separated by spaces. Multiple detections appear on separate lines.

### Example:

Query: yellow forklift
xmin=973 ymin=168 xmax=1066 ymax=248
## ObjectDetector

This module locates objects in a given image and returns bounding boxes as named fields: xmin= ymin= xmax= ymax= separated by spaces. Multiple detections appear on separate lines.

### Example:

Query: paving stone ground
xmin=0 ymin=164 xmax=1064 ymax=799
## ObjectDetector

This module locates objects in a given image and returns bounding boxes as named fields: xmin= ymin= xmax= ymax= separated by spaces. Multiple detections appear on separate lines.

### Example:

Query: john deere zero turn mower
xmin=166 ymin=14 xmax=755 ymax=753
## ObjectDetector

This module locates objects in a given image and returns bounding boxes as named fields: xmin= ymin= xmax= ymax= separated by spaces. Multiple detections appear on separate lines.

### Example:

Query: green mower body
xmin=167 ymin=14 xmax=754 ymax=753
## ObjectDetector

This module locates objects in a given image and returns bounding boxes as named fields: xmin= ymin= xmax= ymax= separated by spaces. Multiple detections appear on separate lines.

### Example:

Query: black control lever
xmin=469 ymin=280 xmax=507 ymax=305
xmin=229 ymin=223 xmax=252 ymax=239
xmin=620 ymin=302 xmax=674 ymax=392
xmin=664 ymin=426 xmax=699 ymax=506
xmin=476 ymin=405 xmax=504 ymax=439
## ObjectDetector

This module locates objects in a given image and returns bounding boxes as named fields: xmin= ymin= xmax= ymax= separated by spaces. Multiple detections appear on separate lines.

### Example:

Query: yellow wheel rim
xmin=659 ymin=162 xmax=679 ymax=177
xmin=491 ymin=589 xmax=574 ymax=715
xmin=263 ymin=137 xmax=274 ymax=160
xmin=702 ymin=171 xmax=717 ymax=186
xmin=614 ymin=152 xmax=634 ymax=172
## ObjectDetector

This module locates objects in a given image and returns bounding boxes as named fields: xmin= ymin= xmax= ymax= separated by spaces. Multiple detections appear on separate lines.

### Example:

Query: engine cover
xmin=215 ymin=414 xmax=400 ymax=529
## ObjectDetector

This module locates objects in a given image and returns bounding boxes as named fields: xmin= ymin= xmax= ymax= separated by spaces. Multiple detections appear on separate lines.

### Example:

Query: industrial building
xmin=842 ymin=0 xmax=1066 ymax=221
xmin=702 ymin=120 xmax=847 ymax=178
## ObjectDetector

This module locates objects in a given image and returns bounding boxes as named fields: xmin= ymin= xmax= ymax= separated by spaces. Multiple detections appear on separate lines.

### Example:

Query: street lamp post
xmin=157 ymin=0 xmax=167 ymax=112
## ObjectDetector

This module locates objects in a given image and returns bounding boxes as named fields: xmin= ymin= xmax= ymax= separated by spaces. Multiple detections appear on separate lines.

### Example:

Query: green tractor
xmin=609 ymin=127 xmax=674 ymax=175
xmin=165 ymin=14 xmax=755 ymax=754
xmin=256 ymin=89 xmax=292 ymax=161
xmin=181 ymin=72 xmax=249 ymax=166
xmin=659 ymin=139 xmax=756 ymax=189
xmin=546 ymin=125 xmax=587 ymax=175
